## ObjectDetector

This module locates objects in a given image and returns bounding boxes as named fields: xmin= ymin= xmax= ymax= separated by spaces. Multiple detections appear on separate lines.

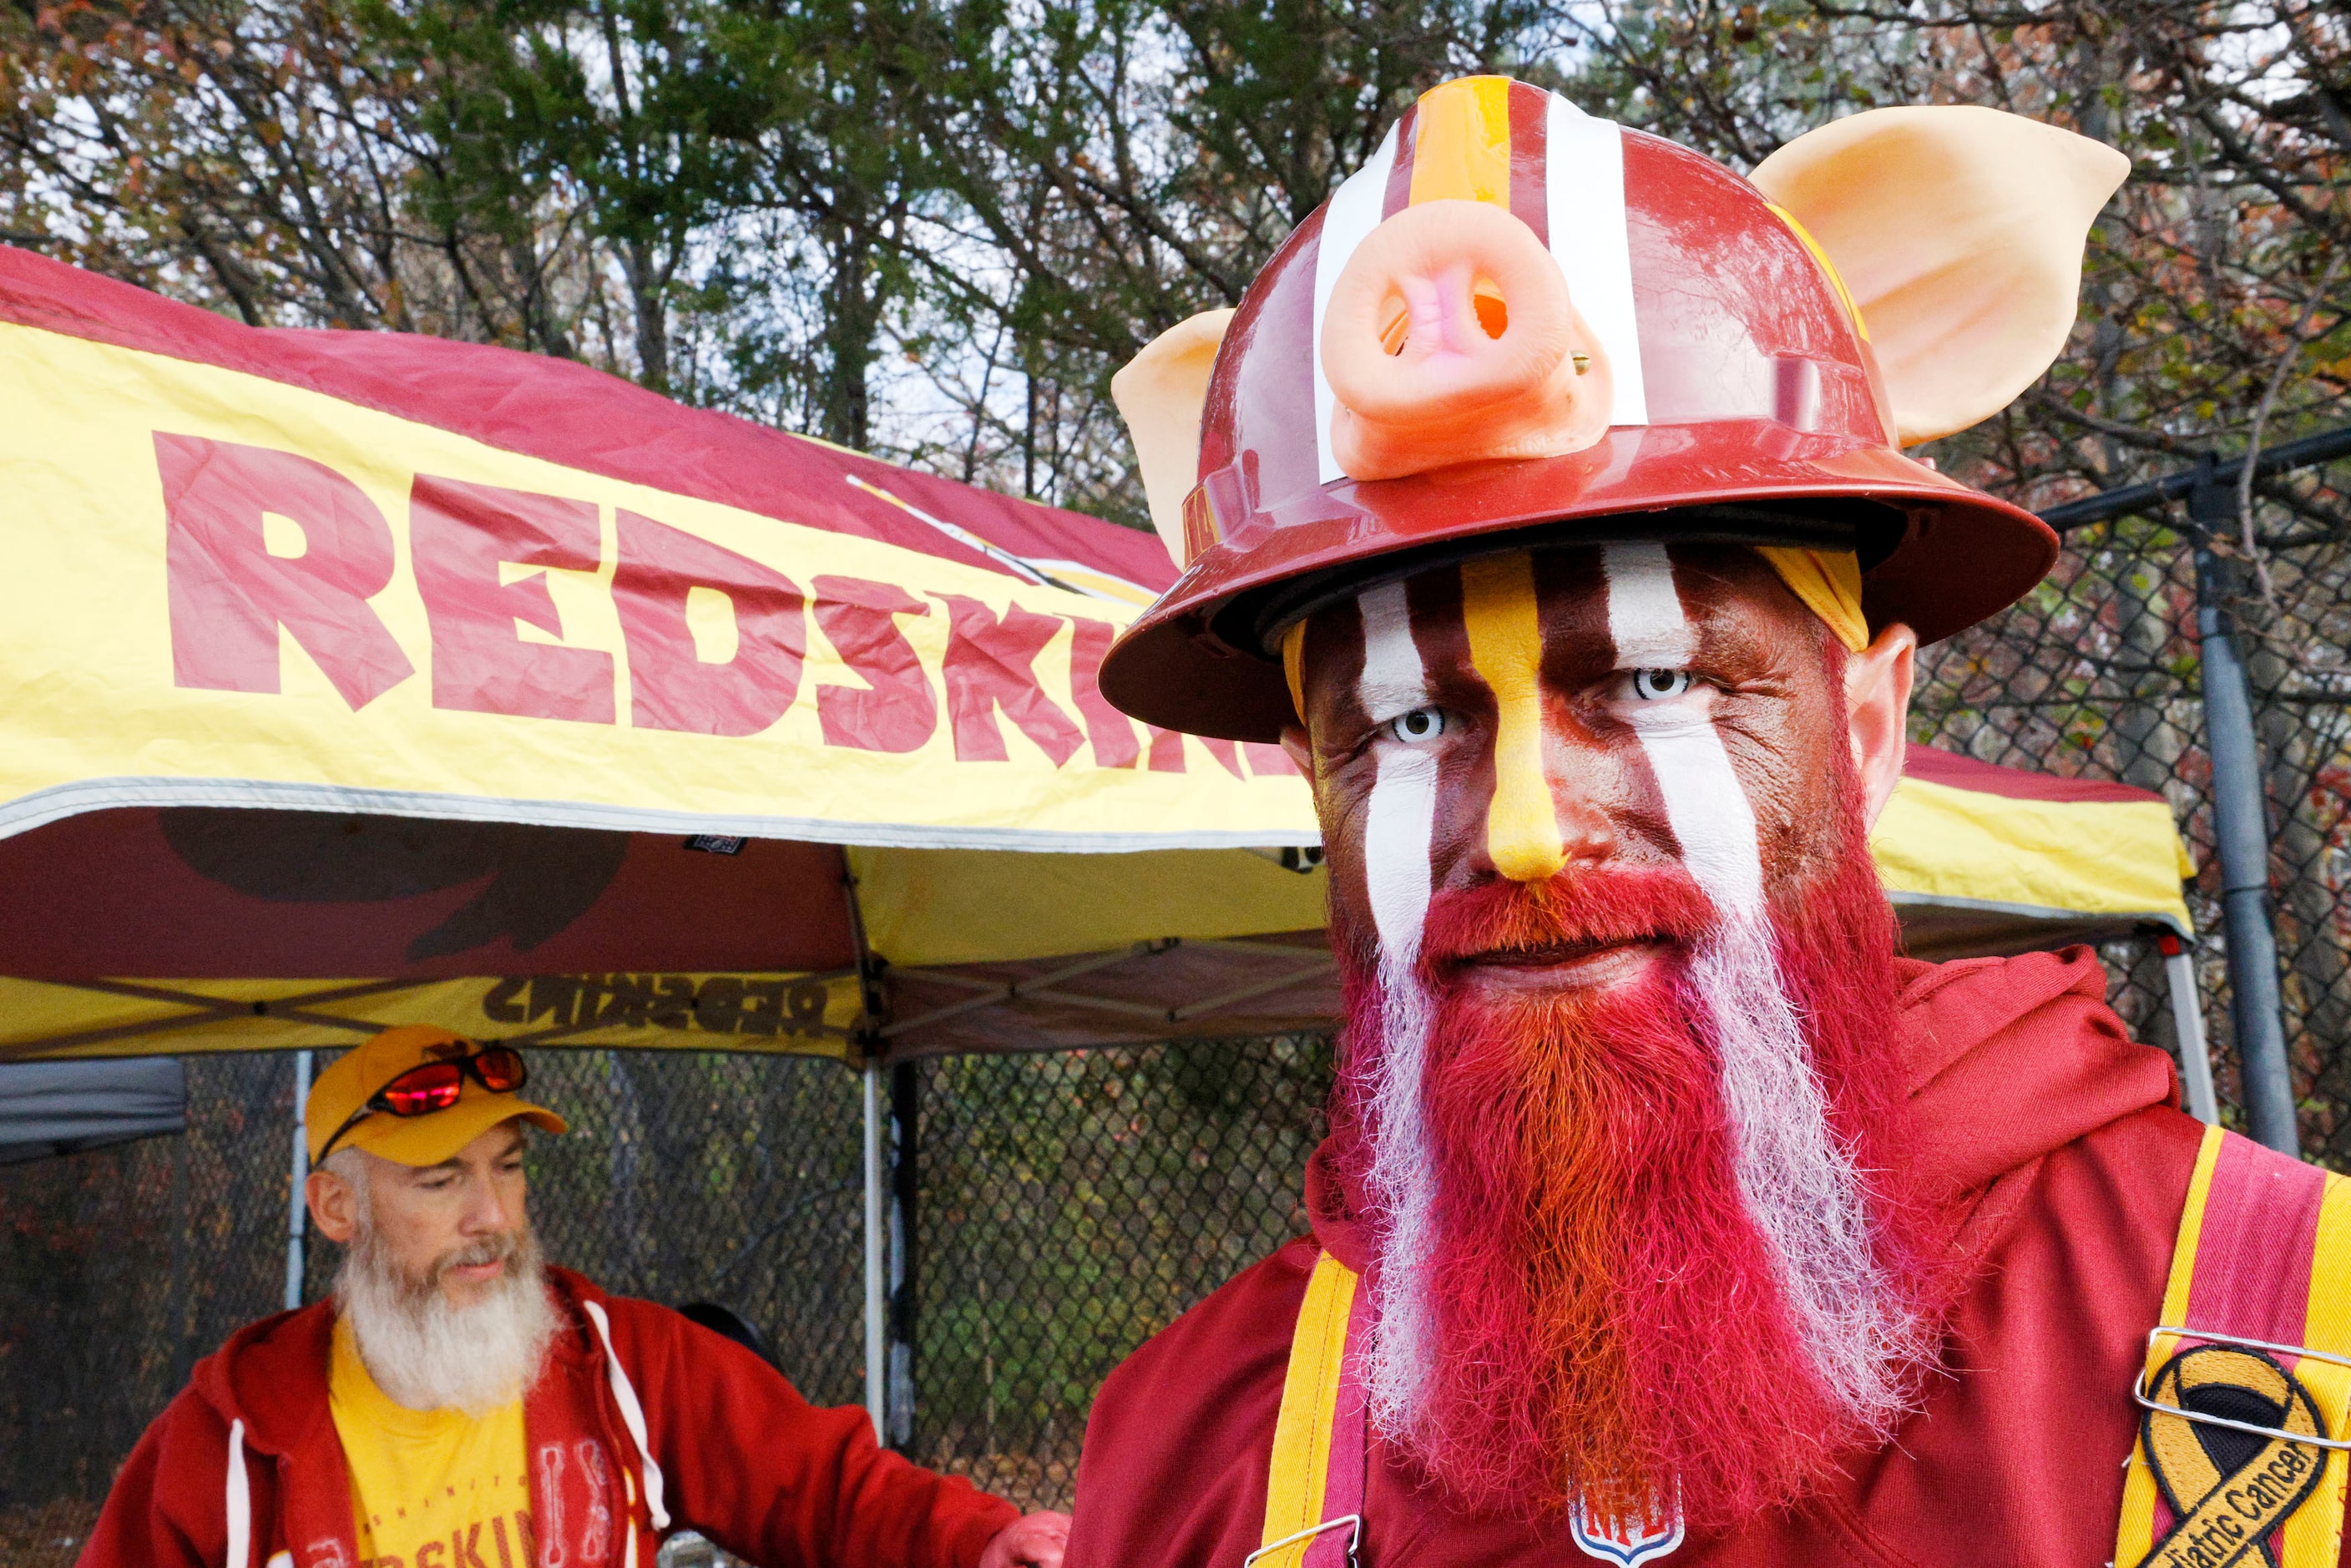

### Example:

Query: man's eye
xmin=1631 ymin=669 xmax=1691 ymax=701
xmin=1384 ymin=708 xmax=1445 ymax=744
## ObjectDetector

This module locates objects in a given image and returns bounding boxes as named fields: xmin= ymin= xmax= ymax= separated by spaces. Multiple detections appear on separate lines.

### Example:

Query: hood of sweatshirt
xmin=1303 ymin=946 xmax=2182 ymax=1272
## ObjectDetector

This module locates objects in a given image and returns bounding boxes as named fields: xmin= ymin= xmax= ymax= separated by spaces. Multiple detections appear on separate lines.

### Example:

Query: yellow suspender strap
xmin=1259 ymin=1252 xmax=1360 ymax=1568
xmin=2115 ymin=1125 xmax=2351 ymax=1568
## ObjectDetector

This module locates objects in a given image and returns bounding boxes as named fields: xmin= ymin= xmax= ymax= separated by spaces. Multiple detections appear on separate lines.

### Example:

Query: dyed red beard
xmin=1327 ymin=844 xmax=1950 ymax=1531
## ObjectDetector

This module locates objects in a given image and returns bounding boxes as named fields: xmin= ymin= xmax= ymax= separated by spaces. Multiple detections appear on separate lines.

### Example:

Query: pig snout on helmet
xmin=1322 ymin=199 xmax=1614 ymax=482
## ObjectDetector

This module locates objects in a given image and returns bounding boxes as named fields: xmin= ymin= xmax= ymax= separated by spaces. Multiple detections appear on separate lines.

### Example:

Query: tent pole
xmin=887 ymin=1060 xmax=918 ymax=1450
xmin=842 ymin=848 xmax=891 ymax=1445
xmin=2157 ymin=933 xmax=2219 ymax=1126
xmin=862 ymin=1060 xmax=886 ymax=1443
xmin=286 ymin=1049 xmax=312 ymax=1310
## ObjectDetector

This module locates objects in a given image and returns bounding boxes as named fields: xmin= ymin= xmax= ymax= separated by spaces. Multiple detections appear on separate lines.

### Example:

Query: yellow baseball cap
xmin=306 ymin=1025 xmax=567 ymax=1166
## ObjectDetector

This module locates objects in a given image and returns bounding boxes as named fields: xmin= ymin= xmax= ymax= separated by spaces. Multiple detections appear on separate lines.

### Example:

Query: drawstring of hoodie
xmin=224 ymin=1418 xmax=251 ymax=1568
xmin=220 ymin=1303 xmax=669 ymax=1568
xmin=584 ymin=1300 xmax=671 ymax=1535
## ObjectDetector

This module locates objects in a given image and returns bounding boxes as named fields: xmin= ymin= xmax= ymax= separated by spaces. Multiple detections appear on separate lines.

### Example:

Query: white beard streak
xmin=1600 ymin=542 xmax=1914 ymax=1429
xmin=1352 ymin=580 xmax=1443 ymax=1433
xmin=338 ymin=1222 xmax=559 ymax=1419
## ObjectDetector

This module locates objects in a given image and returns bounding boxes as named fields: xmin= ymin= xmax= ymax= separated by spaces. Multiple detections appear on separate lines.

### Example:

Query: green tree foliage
xmin=0 ymin=0 xmax=2341 ymax=503
xmin=0 ymin=0 xmax=1562 ymax=509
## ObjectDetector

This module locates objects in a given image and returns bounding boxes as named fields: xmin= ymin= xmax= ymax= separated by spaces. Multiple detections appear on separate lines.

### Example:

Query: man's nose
xmin=460 ymin=1176 xmax=514 ymax=1234
xmin=1459 ymin=552 xmax=1615 ymax=883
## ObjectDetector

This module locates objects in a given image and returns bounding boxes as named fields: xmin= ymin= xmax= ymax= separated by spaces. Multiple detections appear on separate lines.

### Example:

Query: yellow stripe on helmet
xmin=1408 ymin=76 xmax=1515 ymax=209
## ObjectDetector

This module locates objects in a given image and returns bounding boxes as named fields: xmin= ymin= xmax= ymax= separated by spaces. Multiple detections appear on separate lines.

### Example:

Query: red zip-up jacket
xmin=1066 ymin=949 xmax=2351 ymax=1568
xmin=81 ymin=1267 xmax=1016 ymax=1568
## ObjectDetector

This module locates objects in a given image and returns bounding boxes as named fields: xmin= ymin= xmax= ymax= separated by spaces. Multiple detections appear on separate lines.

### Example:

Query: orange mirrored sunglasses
xmin=315 ymin=1044 xmax=528 ymax=1164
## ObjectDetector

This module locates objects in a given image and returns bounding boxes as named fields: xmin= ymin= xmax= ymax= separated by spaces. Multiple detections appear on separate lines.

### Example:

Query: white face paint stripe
xmin=1543 ymin=101 xmax=1648 ymax=426
xmin=1601 ymin=539 xmax=1690 ymax=668
xmin=1356 ymin=580 xmax=1439 ymax=960
xmin=1598 ymin=541 xmax=1911 ymax=1425
xmin=1313 ymin=121 xmax=1403 ymax=486
xmin=1356 ymin=579 xmax=1433 ymax=730
xmin=1601 ymin=543 xmax=1763 ymax=915
xmin=1351 ymin=579 xmax=1442 ymax=1426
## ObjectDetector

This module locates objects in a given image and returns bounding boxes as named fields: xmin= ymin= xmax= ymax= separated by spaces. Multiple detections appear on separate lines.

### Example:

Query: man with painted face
xmin=1072 ymin=78 xmax=2351 ymax=1568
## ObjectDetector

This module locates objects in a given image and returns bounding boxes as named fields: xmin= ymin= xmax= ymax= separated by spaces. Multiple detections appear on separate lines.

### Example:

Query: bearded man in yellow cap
xmin=82 ymin=1025 xmax=1071 ymax=1568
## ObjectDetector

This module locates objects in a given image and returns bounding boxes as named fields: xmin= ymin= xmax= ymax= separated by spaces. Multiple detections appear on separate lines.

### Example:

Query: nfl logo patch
xmin=1569 ymin=1490 xmax=1684 ymax=1566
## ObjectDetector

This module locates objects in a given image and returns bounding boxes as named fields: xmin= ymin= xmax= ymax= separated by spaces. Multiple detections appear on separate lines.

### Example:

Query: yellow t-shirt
xmin=327 ymin=1318 xmax=533 ymax=1568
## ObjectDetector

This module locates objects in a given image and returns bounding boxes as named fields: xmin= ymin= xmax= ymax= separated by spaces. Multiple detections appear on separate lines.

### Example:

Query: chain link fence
xmin=0 ymin=1036 xmax=1330 ymax=1546
xmin=3 ymin=506 xmax=2347 ymax=1555
xmin=1908 ymin=509 xmax=2350 ymax=1166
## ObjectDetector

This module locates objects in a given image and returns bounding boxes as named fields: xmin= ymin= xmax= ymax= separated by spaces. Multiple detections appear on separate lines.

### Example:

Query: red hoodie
xmin=81 ymin=1267 xmax=1017 ymax=1568
xmin=1065 ymin=949 xmax=2326 ymax=1568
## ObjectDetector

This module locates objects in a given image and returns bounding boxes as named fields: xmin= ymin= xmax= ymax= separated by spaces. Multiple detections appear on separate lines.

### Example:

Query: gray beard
xmin=336 ymin=1219 xmax=558 ymax=1417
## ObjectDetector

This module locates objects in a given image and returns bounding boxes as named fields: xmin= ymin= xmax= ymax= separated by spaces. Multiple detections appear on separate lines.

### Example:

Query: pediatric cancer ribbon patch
xmin=2136 ymin=1343 xmax=2331 ymax=1568
xmin=2113 ymin=1125 xmax=2351 ymax=1568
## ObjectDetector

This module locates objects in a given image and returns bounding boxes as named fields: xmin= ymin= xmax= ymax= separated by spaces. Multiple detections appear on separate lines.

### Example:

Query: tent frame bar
xmin=2160 ymin=934 xmax=2220 ymax=1125
xmin=3 ymin=977 xmax=418 ymax=1061
xmin=881 ymin=940 xmax=1332 ymax=1039
xmin=879 ymin=943 xmax=1175 ymax=1039
xmin=0 ymin=972 xmax=855 ymax=1064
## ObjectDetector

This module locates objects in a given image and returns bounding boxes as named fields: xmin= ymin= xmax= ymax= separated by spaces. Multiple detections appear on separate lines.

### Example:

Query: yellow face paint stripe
xmin=1259 ymin=1252 xmax=1359 ymax=1565
xmin=1408 ymin=76 xmax=1514 ymax=209
xmin=1460 ymin=551 xmax=1564 ymax=883
xmin=1765 ymin=202 xmax=1869 ymax=341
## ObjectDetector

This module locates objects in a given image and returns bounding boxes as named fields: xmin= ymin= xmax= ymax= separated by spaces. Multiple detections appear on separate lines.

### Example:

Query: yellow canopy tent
xmin=0 ymin=245 xmax=1331 ymax=1430
xmin=1872 ymin=744 xmax=2207 ymax=1120
xmin=0 ymin=247 xmax=1332 ymax=1069
xmin=0 ymin=243 xmax=2196 ymax=1075
xmin=0 ymin=244 xmax=2201 ymax=1433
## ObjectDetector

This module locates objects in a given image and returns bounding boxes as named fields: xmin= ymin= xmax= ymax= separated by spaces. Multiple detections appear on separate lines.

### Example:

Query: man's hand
xmin=978 ymin=1510 xmax=1071 ymax=1568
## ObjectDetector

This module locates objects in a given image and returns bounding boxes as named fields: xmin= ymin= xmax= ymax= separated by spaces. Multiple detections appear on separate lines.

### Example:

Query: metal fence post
xmin=2187 ymin=463 xmax=2298 ymax=1155
xmin=286 ymin=1048 xmax=312 ymax=1309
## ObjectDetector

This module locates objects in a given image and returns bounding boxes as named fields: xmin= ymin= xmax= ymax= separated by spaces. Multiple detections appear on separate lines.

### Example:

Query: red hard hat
xmin=1099 ymin=78 xmax=2126 ymax=743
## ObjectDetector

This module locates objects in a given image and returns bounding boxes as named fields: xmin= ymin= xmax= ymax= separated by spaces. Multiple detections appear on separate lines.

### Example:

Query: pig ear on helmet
xmin=1751 ymin=105 xmax=2129 ymax=447
xmin=1111 ymin=307 xmax=1236 ymax=567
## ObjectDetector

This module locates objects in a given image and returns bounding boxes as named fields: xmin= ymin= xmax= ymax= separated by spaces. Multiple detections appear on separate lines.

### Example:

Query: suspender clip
xmin=2132 ymin=1325 xmax=2351 ymax=1454
xmin=1244 ymin=1514 xmax=1363 ymax=1568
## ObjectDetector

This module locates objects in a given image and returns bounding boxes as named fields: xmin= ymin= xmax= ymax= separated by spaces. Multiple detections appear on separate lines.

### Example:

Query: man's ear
xmin=1845 ymin=623 xmax=1916 ymax=827
xmin=1751 ymin=106 xmax=2129 ymax=445
xmin=1110 ymin=309 xmax=1235 ymax=567
xmin=1278 ymin=722 xmax=1315 ymax=783
xmin=306 ymin=1165 xmax=360 ymax=1246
